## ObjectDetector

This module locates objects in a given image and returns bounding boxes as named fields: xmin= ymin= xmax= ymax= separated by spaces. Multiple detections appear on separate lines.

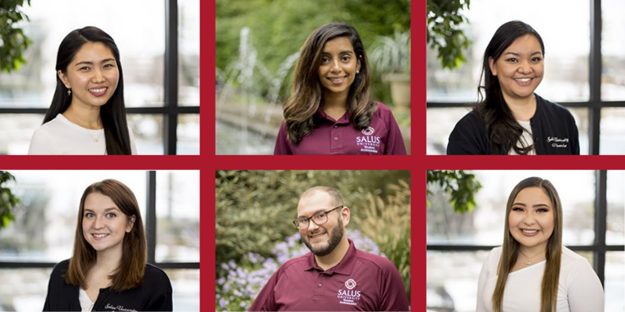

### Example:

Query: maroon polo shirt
xmin=273 ymin=103 xmax=407 ymax=155
xmin=249 ymin=239 xmax=409 ymax=311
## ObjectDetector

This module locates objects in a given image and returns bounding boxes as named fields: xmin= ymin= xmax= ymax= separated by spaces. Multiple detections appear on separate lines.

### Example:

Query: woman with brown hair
xmin=43 ymin=179 xmax=172 ymax=311
xmin=273 ymin=22 xmax=406 ymax=155
xmin=477 ymin=177 xmax=603 ymax=311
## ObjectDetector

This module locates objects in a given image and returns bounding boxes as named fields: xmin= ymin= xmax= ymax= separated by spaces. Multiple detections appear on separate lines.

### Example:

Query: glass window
xmin=427 ymin=0 xmax=590 ymax=103
xmin=600 ymin=108 xmax=625 ymax=155
xmin=164 ymin=269 xmax=200 ymax=311
xmin=178 ymin=114 xmax=200 ymax=155
xmin=602 ymin=0 xmax=625 ymax=101
xmin=0 ymin=115 xmax=44 ymax=155
xmin=129 ymin=114 xmax=164 ymax=155
xmin=606 ymin=171 xmax=624 ymax=245
xmin=155 ymin=171 xmax=200 ymax=263
xmin=0 ymin=268 xmax=50 ymax=311
xmin=178 ymin=0 xmax=200 ymax=106
xmin=0 ymin=171 xmax=147 ymax=262
xmin=605 ymin=252 xmax=625 ymax=311
xmin=0 ymin=0 xmax=165 ymax=108
xmin=428 ymin=170 xmax=595 ymax=245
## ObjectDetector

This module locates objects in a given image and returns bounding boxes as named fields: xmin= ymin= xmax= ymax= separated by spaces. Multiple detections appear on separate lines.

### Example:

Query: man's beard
xmin=303 ymin=217 xmax=344 ymax=257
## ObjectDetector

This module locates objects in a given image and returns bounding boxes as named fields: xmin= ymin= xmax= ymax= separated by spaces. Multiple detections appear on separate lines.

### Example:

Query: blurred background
xmin=426 ymin=0 xmax=625 ymax=155
xmin=215 ymin=170 xmax=411 ymax=310
xmin=0 ymin=170 xmax=199 ymax=311
xmin=426 ymin=170 xmax=624 ymax=312
xmin=0 ymin=0 xmax=199 ymax=155
xmin=215 ymin=0 xmax=412 ymax=155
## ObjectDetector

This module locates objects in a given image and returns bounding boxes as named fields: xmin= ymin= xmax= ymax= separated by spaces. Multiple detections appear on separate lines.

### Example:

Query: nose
xmin=330 ymin=58 xmax=341 ymax=73
xmin=307 ymin=219 xmax=320 ymax=231
xmin=518 ymin=60 xmax=532 ymax=74
xmin=522 ymin=212 xmax=536 ymax=225
xmin=93 ymin=216 xmax=104 ymax=229
xmin=92 ymin=68 xmax=105 ymax=83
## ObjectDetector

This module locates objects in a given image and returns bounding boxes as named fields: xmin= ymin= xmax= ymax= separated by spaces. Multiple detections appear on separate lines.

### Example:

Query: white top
xmin=509 ymin=120 xmax=536 ymax=155
xmin=78 ymin=288 xmax=95 ymax=312
xmin=477 ymin=246 xmax=604 ymax=312
xmin=28 ymin=114 xmax=137 ymax=155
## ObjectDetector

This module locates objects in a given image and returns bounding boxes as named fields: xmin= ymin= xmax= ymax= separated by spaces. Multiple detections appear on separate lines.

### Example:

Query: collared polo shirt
xmin=274 ymin=102 xmax=406 ymax=155
xmin=249 ymin=239 xmax=409 ymax=311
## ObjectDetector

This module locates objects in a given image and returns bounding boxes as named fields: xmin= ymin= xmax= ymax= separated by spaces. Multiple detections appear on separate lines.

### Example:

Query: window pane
xmin=0 ymin=0 xmax=165 ymax=108
xmin=178 ymin=114 xmax=200 ymax=155
xmin=607 ymin=171 xmax=625 ymax=245
xmin=427 ymin=170 xmax=595 ymax=245
xmin=0 ymin=268 xmax=50 ymax=311
xmin=427 ymin=107 xmax=588 ymax=155
xmin=600 ymin=108 xmax=625 ymax=155
xmin=605 ymin=252 xmax=625 ymax=311
xmin=427 ymin=0 xmax=589 ymax=103
xmin=129 ymin=114 xmax=164 ymax=155
xmin=0 ymin=171 xmax=146 ymax=262
xmin=164 ymin=269 xmax=200 ymax=311
xmin=179 ymin=0 xmax=200 ymax=106
xmin=602 ymin=0 xmax=625 ymax=100
xmin=0 ymin=114 xmax=43 ymax=155
xmin=155 ymin=171 xmax=200 ymax=262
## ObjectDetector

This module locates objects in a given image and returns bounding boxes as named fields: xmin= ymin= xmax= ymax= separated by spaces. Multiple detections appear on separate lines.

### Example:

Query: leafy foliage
xmin=369 ymin=30 xmax=411 ymax=75
xmin=0 ymin=0 xmax=31 ymax=73
xmin=0 ymin=171 xmax=19 ymax=229
xmin=427 ymin=170 xmax=481 ymax=213
xmin=426 ymin=0 xmax=471 ymax=69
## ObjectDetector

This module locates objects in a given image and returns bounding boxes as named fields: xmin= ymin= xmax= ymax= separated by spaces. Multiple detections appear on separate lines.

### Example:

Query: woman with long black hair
xmin=28 ymin=26 xmax=137 ymax=155
xmin=447 ymin=21 xmax=579 ymax=155
xmin=274 ymin=22 xmax=406 ymax=155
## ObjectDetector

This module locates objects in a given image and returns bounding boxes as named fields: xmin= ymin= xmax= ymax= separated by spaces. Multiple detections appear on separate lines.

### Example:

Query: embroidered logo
xmin=547 ymin=136 xmax=569 ymax=148
xmin=104 ymin=303 xmax=138 ymax=312
xmin=361 ymin=127 xmax=375 ymax=135
xmin=345 ymin=278 xmax=357 ymax=289
xmin=357 ymin=127 xmax=381 ymax=153
xmin=337 ymin=278 xmax=361 ymax=306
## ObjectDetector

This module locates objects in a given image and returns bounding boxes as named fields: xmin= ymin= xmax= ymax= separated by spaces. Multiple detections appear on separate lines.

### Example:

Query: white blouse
xmin=78 ymin=288 xmax=95 ymax=312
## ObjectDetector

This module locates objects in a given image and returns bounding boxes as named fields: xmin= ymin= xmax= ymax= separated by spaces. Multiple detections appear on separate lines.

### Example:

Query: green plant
xmin=0 ymin=171 xmax=19 ymax=229
xmin=427 ymin=170 xmax=481 ymax=213
xmin=369 ymin=30 xmax=411 ymax=75
xmin=427 ymin=0 xmax=471 ymax=69
xmin=0 ymin=0 xmax=32 ymax=73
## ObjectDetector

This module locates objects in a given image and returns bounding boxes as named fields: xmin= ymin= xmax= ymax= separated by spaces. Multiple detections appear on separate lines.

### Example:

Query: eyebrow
xmin=512 ymin=202 xmax=551 ymax=208
xmin=504 ymin=51 xmax=543 ymax=56
xmin=321 ymin=50 xmax=354 ymax=55
xmin=74 ymin=58 xmax=116 ymax=66
xmin=84 ymin=207 xmax=121 ymax=213
xmin=297 ymin=208 xmax=327 ymax=218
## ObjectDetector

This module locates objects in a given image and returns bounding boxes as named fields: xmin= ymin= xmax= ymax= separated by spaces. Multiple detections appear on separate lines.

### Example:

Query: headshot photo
xmin=215 ymin=170 xmax=411 ymax=310
xmin=215 ymin=0 xmax=411 ymax=155
xmin=426 ymin=170 xmax=624 ymax=311
xmin=0 ymin=0 xmax=199 ymax=155
xmin=0 ymin=170 xmax=200 ymax=311
xmin=426 ymin=0 xmax=625 ymax=155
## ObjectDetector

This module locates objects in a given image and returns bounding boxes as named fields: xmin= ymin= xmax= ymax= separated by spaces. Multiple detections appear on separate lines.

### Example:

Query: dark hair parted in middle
xmin=46 ymin=26 xmax=132 ymax=155
xmin=65 ymin=179 xmax=146 ymax=292
xmin=474 ymin=21 xmax=545 ymax=154
xmin=284 ymin=22 xmax=377 ymax=143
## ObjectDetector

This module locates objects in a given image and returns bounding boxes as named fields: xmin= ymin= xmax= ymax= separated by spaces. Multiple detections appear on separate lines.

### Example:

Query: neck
xmin=315 ymin=237 xmax=350 ymax=271
xmin=504 ymin=93 xmax=536 ymax=122
xmin=95 ymin=247 xmax=122 ymax=274
xmin=63 ymin=102 xmax=102 ymax=130
xmin=519 ymin=242 xmax=547 ymax=259
xmin=322 ymin=90 xmax=349 ymax=110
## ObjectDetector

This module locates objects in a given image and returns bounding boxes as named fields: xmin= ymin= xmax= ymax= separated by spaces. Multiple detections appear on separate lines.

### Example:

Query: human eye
xmin=506 ymin=58 xmax=518 ymax=63
xmin=536 ymin=207 xmax=549 ymax=213
xmin=321 ymin=56 xmax=330 ymax=64
xmin=341 ymin=55 xmax=351 ymax=62
xmin=511 ymin=206 xmax=524 ymax=212
xmin=314 ymin=212 xmax=326 ymax=220
xmin=84 ymin=212 xmax=95 ymax=218
xmin=79 ymin=66 xmax=90 ymax=71
xmin=106 ymin=212 xmax=117 ymax=218
xmin=103 ymin=63 xmax=115 ymax=69
xmin=531 ymin=56 xmax=543 ymax=62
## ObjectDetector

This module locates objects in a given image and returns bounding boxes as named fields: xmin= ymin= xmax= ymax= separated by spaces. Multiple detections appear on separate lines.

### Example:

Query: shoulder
xmin=560 ymin=246 xmax=591 ymax=270
xmin=277 ymin=253 xmax=310 ymax=273
xmin=485 ymin=247 xmax=502 ymax=268
xmin=144 ymin=263 xmax=172 ymax=289
xmin=536 ymin=94 xmax=575 ymax=119
xmin=51 ymin=259 xmax=71 ymax=275
xmin=371 ymin=102 xmax=396 ymax=121
xmin=354 ymin=249 xmax=398 ymax=273
xmin=455 ymin=110 xmax=484 ymax=128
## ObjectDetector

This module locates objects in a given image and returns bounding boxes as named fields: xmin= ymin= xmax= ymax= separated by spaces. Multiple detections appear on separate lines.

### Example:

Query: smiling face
xmin=317 ymin=36 xmax=361 ymax=103
xmin=508 ymin=187 xmax=554 ymax=253
xmin=59 ymin=42 xmax=119 ymax=110
xmin=489 ymin=34 xmax=544 ymax=105
xmin=82 ymin=192 xmax=135 ymax=255
xmin=297 ymin=190 xmax=349 ymax=257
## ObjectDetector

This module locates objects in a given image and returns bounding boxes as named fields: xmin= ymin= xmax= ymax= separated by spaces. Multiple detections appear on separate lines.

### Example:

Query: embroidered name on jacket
xmin=547 ymin=136 xmax=569 ymax=148
xmin=104 ymin=303 xmax=138 ymax=312
xmin=337 ymin=278 xmax=361 ymax=306
xmin=356 ymin=127 xmax=380 ymax=153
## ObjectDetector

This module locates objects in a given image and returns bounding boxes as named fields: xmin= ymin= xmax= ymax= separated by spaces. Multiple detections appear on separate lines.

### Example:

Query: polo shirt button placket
xmin=317 ymin=283 xmax=323 ymax=287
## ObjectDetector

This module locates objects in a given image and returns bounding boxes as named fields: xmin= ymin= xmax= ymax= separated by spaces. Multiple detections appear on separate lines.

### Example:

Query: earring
xmin=357 ymin=70 xmax=360 ymax=74
xmin=67 ymin=88 xmax=72 ymax=96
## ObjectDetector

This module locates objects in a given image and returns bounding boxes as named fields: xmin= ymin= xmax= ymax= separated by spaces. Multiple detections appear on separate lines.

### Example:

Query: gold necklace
xmin=518 ymin=249 xmax=544 ymax=265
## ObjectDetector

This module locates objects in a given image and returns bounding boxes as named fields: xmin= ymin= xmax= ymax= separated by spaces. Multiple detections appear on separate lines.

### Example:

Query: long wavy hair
xmin=492 ymin=177 xmax=562 ymax=312
xmin=474 ymin=21 xmax=545 ymax=154
xmin=44 ymin=26 xmax=132 ymax=155
xmin=65 ymin=179 xmax=147 ymax=292
xmin=284 ymin=22 xmax=377 ymax=143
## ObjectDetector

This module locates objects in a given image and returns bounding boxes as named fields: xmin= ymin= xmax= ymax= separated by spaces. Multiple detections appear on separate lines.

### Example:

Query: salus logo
xmin=337 ymin=278 xmax=361 ymax=306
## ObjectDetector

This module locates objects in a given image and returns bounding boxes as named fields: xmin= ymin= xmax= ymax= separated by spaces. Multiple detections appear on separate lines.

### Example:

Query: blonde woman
xmin=477 ymin=177 xmax=603 ymax=311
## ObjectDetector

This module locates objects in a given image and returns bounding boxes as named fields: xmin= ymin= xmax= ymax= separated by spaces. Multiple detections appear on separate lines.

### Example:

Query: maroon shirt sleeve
xmin=379 ymin=259 xmax=409 ymax=311
xmin=273 ymin=120 xmax=293 ymax=155
xmin=249 ymin=270 xmax=279 ymax=311
xmin=379 ymin=104 xmax=407 ymax=155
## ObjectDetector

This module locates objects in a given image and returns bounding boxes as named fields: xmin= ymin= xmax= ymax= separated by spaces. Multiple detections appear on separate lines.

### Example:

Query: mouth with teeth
xmin=308 ymin=231 xmax=327 ymax=241
xmin=88 ymin=87 xmax=108 ymax=97
xmin=327 ymin=76 xmax=347 ymax=85
xmin=513 ymin=77 xmax=533 ymax=86
xmin=520 ymin=228 xmax=540 ymax=236
xmin=92 ymin=233 xmax=109 ymax=240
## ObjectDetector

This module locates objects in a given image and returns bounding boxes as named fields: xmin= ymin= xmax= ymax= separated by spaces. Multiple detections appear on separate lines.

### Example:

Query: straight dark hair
xmin=474 ymin=21 xmax=545 ymax=154
xmin=45 ymin=26 xmax=132 ymax=155
xmin=65 ymin=179 xmax=147 ymax=292
xmin=284 ymin=22 xmax=377 ymax=143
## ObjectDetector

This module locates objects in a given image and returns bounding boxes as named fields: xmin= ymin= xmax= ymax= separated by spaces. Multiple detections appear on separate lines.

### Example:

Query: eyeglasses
xmin=292 ymin=205 xmax=343 ymax=229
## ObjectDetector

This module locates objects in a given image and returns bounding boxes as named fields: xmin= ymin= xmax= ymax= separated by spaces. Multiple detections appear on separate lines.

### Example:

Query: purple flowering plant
xmin=215 ymin=230 xmax=384 ymax=311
